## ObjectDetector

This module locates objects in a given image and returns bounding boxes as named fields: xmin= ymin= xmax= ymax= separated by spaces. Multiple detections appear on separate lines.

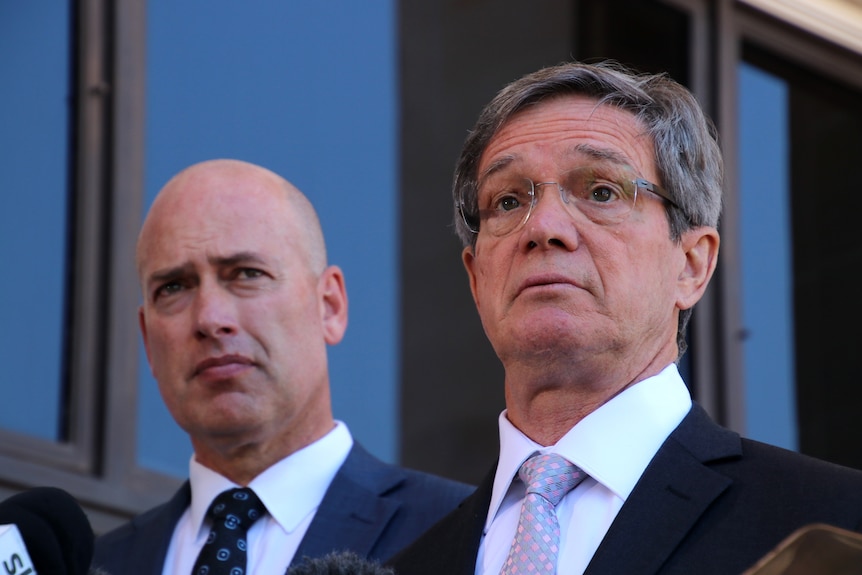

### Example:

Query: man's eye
xmin=236 ymin=268 xmax=265 ymax=279
xmin=591 ymin=185 xmax=614 ymax=203
xmin=588 ymin=183 xmax=622 ymax=203
xmin=489 ymin=184 xmax=531 ymax=213
xmin=154 ymin=281 xmax=183 ymax=300
xmin=496 ymin=195 xmax=523 ymax=212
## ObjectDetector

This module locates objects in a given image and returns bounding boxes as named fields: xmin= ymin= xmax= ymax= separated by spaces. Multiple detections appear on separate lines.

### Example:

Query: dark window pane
xmin=576 ymin=0 xmax=689 ymax=82
xmin=744 ymin=43 xmax=862 ymax=470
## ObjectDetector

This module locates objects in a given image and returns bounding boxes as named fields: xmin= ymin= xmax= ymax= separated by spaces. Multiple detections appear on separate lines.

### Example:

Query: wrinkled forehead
xmin=478 ymin=95 xmax=655 ymax=178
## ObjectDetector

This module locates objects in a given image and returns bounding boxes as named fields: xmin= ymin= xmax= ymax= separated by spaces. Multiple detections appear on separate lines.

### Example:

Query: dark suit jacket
xmin=388 ymin=404 xmax=862 ymax=575
xmin=92 ymin=443 xmax=473 ymax=575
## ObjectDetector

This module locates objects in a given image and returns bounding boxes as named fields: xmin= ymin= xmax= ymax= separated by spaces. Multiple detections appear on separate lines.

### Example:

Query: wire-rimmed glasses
xmin=459 ymin=163 xmax=677 ymax=237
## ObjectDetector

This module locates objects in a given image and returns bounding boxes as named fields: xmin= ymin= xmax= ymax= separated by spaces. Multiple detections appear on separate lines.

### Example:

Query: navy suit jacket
xmin=388 ymin=404 xmax=862 ymax=575
xmin=92 ymin=443 xmax=473 ymax=575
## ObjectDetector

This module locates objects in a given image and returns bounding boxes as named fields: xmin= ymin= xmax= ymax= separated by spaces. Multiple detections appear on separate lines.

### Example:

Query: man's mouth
xmin=193 ymin=354 xmax=254 ymax=378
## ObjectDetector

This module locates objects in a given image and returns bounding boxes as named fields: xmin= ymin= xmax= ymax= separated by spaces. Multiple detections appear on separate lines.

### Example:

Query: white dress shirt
xmin=161 ymin=421 xmax=353 ymax=575
xmin=476 ymin=364 xmax=692 ymax=575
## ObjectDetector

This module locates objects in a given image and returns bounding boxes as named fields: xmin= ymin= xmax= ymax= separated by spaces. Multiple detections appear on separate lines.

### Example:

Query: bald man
xmin=92 ymin=159 xmax=472 ymax=575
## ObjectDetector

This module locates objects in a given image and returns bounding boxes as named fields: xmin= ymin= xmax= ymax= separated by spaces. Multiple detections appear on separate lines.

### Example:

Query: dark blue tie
xmin=192 ymin=487 xmax=266 ymax=575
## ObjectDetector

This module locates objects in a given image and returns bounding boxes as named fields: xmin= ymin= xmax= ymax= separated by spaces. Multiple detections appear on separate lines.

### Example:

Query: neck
xmin=193 ymin=417 xmax=336 ymax=485
xmin=502 ymin=353 xmax=674 ymax=446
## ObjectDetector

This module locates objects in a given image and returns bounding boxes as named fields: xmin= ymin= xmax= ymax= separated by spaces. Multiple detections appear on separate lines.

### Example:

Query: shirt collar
xmin=188 ymin=421 xmax=353 ymax=538
xmin=488 ymin=364 xmax=691 ymax=528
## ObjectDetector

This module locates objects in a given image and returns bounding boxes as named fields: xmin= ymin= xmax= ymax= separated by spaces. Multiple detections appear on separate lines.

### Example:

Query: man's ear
xmin=462 ymin=246 xmax=480 ymax=307
xmin=319 ymin=265 xmax=349 ymax=345
xmin=677 ymin=226 xmax=720 ymax=310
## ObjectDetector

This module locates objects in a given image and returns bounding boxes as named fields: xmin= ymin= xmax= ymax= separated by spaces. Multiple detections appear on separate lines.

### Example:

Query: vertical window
xmin=737 ymin=61 xmax=797 ymax=450
xmin=741 ymin=44 xmax=862 ymax=470
xmin=0 ymin=4 xmax=72 ymax=441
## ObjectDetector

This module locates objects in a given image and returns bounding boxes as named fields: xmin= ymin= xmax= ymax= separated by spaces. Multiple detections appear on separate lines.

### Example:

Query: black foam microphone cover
xmin=0 ymin=486 xmax=94 ymax=575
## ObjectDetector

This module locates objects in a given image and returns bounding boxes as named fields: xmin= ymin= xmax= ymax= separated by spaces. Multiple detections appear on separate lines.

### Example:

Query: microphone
xmin=0 ymin=523 xmax=35 ymax=574
xmin=287 ymin=551 xmax=395 ymax=574
xmin=0 ymin=486 xmax=94 ymax=575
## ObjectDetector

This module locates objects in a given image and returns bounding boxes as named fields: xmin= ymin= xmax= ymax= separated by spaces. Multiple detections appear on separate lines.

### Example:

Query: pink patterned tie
xmin=500 ymin=453 xmax=585 ymax=575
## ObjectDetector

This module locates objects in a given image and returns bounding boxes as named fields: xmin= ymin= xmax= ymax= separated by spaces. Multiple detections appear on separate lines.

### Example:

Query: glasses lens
xmin=459 ymin=196 xmax=481 ymax=233
xmin=558 ymin=165 xmax=638 ymax=225
xmin=469 ymin=164 xmax=654 ymax=237
xmin=475 ymin=175 xmax=534 ymax=236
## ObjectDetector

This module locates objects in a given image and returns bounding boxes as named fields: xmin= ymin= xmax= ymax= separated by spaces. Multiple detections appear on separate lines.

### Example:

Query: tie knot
xmin=207 ymin=487 xmax=266 ymax=532
xmin=519 ymin=453 xmax=584 ymax=506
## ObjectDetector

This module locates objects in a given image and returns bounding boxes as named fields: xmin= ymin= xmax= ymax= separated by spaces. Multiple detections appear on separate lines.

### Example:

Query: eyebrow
xmin=209 ymin=251 xmax=268 ymax=268
xmin=570 ymin=143 xmax=636 ymax=168
xmin=478 ymin=143 xmax=638 ymax=184
xmin=479 ymin=155 xmax=517 ymax=182
xmin=146 ymin=262 xmax=194 ymax=289
xmin=146 ymin=252 xmax=268 ymax=287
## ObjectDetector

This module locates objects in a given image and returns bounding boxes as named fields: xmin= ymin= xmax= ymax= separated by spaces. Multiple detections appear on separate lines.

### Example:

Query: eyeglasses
xmin=460 ymin=164 xmax=677 ymax=237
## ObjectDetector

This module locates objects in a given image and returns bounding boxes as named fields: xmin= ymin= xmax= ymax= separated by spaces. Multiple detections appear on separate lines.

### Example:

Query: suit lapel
xmin=387 ymin=465 xmax=494 ymax=575
xmin=291 ymin=444 xmax=403 ymax=563
xmin=438 ymin=467 xmax=495 ymax=575
xmin=126 ymin=482 xmax=191 ymax=575
xmin=584 ymin=405 xmax=741 ymax=575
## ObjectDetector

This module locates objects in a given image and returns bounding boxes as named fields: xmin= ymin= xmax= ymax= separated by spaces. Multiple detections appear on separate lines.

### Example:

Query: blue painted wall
xmin=0 ymin=4 xmax=70 ymax=440
xmin=137 ymin=1 xmax=398 ymax=475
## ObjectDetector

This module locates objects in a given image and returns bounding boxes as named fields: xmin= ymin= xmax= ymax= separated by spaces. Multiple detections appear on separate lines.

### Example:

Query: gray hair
xmin=453 ymin=60 xmax=723 ymax=356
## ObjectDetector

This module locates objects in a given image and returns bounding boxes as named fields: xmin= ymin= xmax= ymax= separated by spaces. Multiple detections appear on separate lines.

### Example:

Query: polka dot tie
xmin=192 ymin=487 xmax=267 ymax=575
xmin=500 ymin=453 xmax=585 ymax=575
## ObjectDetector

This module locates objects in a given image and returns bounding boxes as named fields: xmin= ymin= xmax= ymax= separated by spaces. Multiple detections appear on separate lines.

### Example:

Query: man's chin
xmin=509 ymin=308 xmax=587 ymax=338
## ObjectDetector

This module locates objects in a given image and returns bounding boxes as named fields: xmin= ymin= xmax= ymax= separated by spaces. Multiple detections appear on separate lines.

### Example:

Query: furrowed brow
xmin=570 ymin=143 xmax=635 ymax=168
xmin=208 ymin=251 xmax=268 ymax=268
xmin=147 ymin=263 xmax=194 ymax=288
xmin=478 ymin=155 xmax=518 ymax=187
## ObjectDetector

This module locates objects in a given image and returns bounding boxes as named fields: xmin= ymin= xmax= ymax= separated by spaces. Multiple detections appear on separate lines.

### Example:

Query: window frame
xmin=658 ymin=0 xmax=862 ymax=435
xmin=4 ymin=0 xmax=862 ymax=532
xmin=0 ymin=0 xmax=182 ymax=535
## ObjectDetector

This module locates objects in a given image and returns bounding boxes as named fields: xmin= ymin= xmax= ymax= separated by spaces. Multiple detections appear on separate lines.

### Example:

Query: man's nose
xmin=521 ymin=182 xmax=580 ymax=249
xmin=193 ymin=282 xmax=238 ymax=339
xmin=531 ymin=181 xmax=570 ymax=210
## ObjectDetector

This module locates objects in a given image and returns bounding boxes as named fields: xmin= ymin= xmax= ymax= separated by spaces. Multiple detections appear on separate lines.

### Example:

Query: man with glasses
xmin=388 ymin=61 xmax=862 ymax=574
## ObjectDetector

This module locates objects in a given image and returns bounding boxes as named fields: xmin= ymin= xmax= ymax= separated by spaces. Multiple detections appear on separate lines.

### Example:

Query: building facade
xmin=1 ymin=0 xmax=861 ymax=532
